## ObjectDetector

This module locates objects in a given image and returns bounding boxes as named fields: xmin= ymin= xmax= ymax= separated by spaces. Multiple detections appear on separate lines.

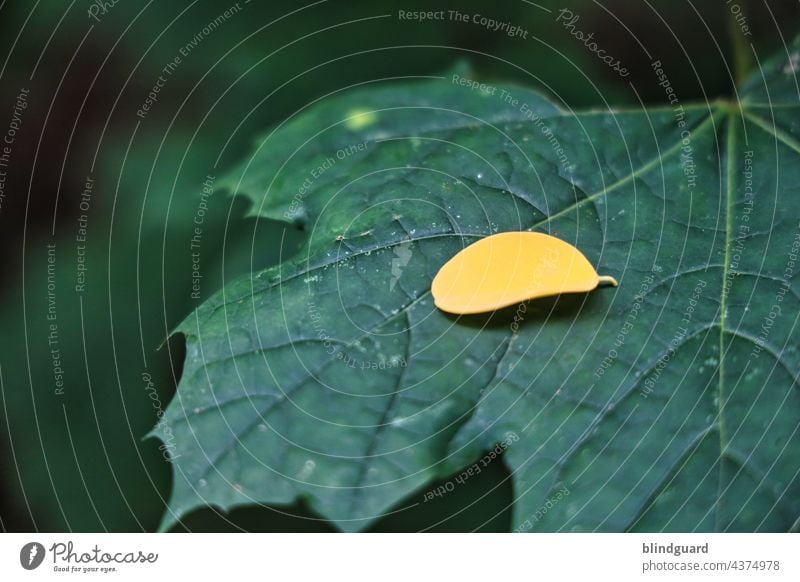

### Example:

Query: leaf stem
xmin=597 ymin=275 xmax=618 ymax=287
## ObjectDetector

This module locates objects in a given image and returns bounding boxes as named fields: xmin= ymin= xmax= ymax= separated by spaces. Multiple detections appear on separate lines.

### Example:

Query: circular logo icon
xmin=19 ymin=542 xmax=45 ymax=570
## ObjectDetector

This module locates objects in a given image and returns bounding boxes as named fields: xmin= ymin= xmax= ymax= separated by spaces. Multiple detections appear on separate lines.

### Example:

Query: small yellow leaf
xmin=432 ymin=231 xmax=617 ymax=314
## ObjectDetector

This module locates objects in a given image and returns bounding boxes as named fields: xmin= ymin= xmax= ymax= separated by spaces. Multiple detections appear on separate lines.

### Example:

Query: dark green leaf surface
xmin=156 ymin=46 xmax=800 ymax=531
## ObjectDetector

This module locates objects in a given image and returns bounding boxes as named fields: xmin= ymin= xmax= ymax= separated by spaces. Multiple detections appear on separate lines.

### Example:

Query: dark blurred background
xmin=0 ymin=0 xmax=797 ymax=532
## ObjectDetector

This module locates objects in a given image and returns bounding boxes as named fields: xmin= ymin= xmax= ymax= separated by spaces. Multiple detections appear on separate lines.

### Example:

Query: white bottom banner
xmin=0 ymin=533 xmax=796 ymax=581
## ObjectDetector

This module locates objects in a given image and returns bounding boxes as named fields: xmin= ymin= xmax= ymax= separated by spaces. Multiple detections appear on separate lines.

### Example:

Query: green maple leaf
xmin=155 ymin=47 xmax=800 ymax=532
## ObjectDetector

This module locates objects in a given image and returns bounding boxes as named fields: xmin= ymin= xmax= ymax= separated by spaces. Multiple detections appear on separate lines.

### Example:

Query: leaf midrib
xmin=714 ymin=108 xmax=736 ymax=531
